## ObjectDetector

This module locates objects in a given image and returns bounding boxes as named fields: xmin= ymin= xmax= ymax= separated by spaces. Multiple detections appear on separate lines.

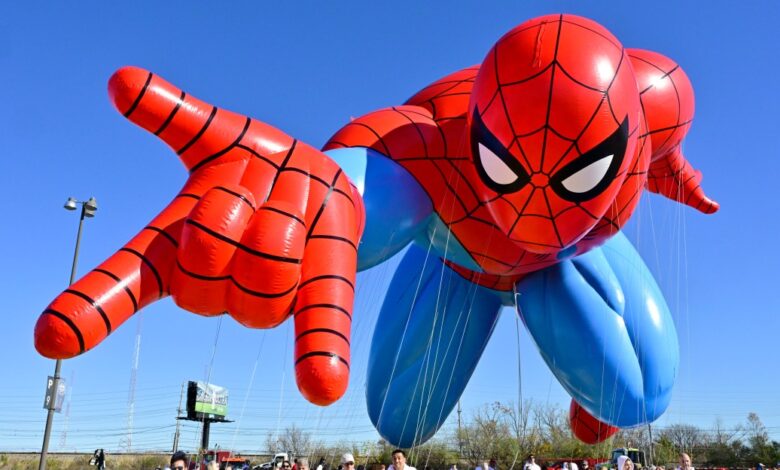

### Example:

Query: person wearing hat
xmin=617 ymin=456 xmax=633 ymax=470
xmin=342 ymin=453 xmax=357 ymax=470
xmin=388 ymin=449 xmax=416 ymax=470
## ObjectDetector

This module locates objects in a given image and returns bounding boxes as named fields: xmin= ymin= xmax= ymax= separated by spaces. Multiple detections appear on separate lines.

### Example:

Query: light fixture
xmin=63 ymin=197 xmax=99 ymax=217
xmin=85 ymin=197 xmax=98 ymax=212
xmin=63 ymin=197 xmax=77 ymax=211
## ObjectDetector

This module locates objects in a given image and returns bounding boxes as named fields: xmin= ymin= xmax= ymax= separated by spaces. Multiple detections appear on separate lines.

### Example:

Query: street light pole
xmin=39 ymin=197 xmax=97 ymax=470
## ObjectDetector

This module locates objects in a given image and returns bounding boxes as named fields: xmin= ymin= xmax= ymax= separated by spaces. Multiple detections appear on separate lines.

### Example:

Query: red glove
xmin=34 ymin=66 xmax=364 ymax=405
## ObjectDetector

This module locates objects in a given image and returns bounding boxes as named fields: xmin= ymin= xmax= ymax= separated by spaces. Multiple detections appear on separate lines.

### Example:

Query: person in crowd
xmin=388 ymin=449 xmax=416 ymax=470
xmin=571 ymin=461 xmax=579 ymax=470
xmin=524 ymin=455 xmax=541 ymax=470
xmin=581 ymin=460 xmax=590 ymax=470
xmin=343 ymin=454 xmax=356 ymax=470
xmin=317 ymin=457 xmax=327 ymax=470
xmin=91 ymin=449 xmax=106 ymax=470
xmin=299 ymin=458 xmax=311 ymax=470
xmin=617 ymin=456 xmax=634 ymax=470
xmin=283 ymin=461 xmax=293 ymax=470
xmin=677 ymin=454 xmax=694 ymax=470
xmin=170 ymin=451 xmax=190 ymax=470
xmin=476 ymin=461 xmax=495 ymax=470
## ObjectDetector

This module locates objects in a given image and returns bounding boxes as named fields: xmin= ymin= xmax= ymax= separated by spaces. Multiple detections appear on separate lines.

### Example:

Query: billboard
xmin=186 ymin=381 xmax=228 ymax=418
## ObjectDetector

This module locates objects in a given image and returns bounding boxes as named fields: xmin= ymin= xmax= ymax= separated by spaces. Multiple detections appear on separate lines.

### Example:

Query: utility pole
xmin=173 ymin=382 xmax=185 ymax=452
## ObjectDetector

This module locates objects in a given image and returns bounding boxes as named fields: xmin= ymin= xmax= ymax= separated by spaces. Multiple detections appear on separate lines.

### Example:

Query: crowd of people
xmin=158 ymin=449 xmax=684 ymax=470
xmin=522 ymin=452 xmax=779 ymax=470
xmin=81 ymin=448 xmax=780 ymax=470
xmin=159 ymin=448 xmax=414 ymax=470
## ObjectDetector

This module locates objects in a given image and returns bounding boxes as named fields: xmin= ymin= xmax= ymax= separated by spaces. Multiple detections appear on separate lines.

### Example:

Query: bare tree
xmin=614 ymin=426 xmax=651 ymax=450
xmin=701 ymin=418 xmax=743 ymax=467
xmin=495 ymin=400 xmax=538 ymax=456
xmin=712 ymin=418 xmax=742 ymax=446
xmin=658 ymin=424 xmax=703 ymax=454
xmin=458 ymin=403 xmax=514 ymax=467
xmin=266 ymin=424 xmax=313 ymax=458
xmin=536 ymin=403 xmax=573 ymax=455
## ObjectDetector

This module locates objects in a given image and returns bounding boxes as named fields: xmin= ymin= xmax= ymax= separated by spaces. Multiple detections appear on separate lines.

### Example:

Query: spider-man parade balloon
xmin=34 ymin=15 xmax=717 ymax=446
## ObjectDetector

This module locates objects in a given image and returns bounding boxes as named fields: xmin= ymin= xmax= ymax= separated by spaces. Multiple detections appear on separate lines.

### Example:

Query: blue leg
xmin=515 ymin=232 xmax=678 ymax=427
xmin=366 ymin=243 xmax=503 ymax=447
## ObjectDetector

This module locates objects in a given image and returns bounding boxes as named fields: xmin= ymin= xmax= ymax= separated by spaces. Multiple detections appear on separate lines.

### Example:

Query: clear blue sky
xmin=1 ymin=0 xmax=779 ymax=455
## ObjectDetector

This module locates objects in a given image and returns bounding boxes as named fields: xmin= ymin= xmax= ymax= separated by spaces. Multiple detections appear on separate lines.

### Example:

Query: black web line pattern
xmin=466 ymin=18 xmax=641 ymax=255
xmin=329 ymin=21 xmax=648 ymax=275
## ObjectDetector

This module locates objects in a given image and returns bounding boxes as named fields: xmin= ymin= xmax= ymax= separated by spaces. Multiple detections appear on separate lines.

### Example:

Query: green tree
xmin=745 ymin=413 xmax=778 ymax=467
xmin=702 ymin=419 xmax=742 ymax=467
xmin=458 ymin=403 xmax=515 ymax=467
xmin=653 ymin=434 xmax=680 ymax=467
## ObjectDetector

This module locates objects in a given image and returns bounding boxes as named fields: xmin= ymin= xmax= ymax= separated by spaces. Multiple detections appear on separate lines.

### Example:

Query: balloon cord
xmin=228 ymin=330 xmax=267 ymax=453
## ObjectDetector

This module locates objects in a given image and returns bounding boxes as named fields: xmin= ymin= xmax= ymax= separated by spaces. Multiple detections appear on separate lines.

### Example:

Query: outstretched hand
xmin=34 ymin=66 xmax=364 ymax=405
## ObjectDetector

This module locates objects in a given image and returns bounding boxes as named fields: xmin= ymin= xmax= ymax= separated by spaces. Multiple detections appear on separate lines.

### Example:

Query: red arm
xmin=628 ymin=48 xmax=719 ymax=214
xmin=35 ymin=66 xmax=363 ymax=405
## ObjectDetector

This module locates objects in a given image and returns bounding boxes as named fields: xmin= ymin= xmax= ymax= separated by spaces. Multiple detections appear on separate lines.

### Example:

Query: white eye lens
xmin=561 ymin=154 xmax=614 ymax=194
xmin=478 ymin=143 xmax=518 ymax=186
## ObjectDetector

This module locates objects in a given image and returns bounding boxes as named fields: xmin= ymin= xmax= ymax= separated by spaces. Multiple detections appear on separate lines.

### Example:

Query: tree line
xmin=266 ymin=401 xmax=779 ymax=470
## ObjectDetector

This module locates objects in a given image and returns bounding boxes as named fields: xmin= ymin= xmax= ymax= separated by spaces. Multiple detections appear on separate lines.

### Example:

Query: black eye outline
xmin=549 ymin=117 xmax=629 ymax=203
xmin=471 ymin=110 xmax=531 ymax=194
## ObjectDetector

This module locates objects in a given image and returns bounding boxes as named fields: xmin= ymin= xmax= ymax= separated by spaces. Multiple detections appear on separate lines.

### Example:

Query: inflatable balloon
xmin=570 ymin=401 xmax=619 ymax=445
xmin=35 ymin=13 xmax=717 ymax=442
xmin=35 ymin=67 xmax=363 ymax=405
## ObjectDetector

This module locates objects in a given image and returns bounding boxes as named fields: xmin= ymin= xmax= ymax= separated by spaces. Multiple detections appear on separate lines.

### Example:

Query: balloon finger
xmin=227 ymin=200 xmax=306 ymax=328
xmin=170 ymin=185 xmax=255 ymax=314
